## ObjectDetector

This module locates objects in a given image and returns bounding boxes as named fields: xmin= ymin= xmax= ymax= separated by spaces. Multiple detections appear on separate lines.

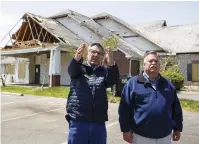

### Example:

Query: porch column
xmin=49 ymin=49 xmax=61 ymax=87
xmin=128 ymin=59 xmax=132 ymax=76
xmin=15 ymin=61 xmax=19 ymax=82
xmin=25 ymin=61 xmax=30 ymax=83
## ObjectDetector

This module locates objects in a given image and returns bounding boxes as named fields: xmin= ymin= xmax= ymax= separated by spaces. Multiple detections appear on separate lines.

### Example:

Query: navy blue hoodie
xmin=118 ymin=72 xmax=183 ymax=138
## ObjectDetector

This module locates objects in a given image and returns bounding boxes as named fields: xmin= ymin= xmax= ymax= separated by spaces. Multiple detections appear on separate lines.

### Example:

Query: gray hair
xmin=143 ymin=51 xmax=160 ymax=64
xmin=143 ymin=51 xmax=159 ymax=59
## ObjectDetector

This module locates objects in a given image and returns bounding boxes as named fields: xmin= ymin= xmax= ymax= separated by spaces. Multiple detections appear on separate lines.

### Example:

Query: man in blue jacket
xmin=118 ymin=51 xmax=183 ymax=144
xmin=66 ymin=43 xmax=119 ymax=144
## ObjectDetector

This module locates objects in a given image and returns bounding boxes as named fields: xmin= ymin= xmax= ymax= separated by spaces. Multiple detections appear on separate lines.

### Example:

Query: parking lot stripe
xmin=1 ymin=97 xmax=54 ymax=105
xmin=107 ymin=121 xmax=118 ymax=128
xmin=1 ymin=108 xmax=62 ymax=123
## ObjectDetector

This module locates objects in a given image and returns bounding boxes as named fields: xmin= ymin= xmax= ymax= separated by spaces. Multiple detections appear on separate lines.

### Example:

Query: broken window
xmin=18 ymin=62 xmax=26 ymax=79
xmin=5 ymin=64 xmax=15 ymax=75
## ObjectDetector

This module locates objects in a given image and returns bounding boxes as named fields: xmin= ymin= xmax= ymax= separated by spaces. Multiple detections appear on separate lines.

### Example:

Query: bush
xmin=161 ymin=70 xmax=184 ymax=90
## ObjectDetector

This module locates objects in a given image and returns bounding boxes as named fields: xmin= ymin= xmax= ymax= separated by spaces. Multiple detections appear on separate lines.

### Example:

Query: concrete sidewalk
xmin=178 ymin=91 xmax=199 ymax=95
xmin=177 ymin=91 xmax=199 ymax=101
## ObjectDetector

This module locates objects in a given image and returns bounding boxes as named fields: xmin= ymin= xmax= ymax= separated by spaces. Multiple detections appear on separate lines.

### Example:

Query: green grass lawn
xmin=1 ymin=86 xmax=69 ymax=98
xmin=1 ymin=86 xmax=199 ymax=112
xmin=180 ymin=99 xmax=199 ymax=112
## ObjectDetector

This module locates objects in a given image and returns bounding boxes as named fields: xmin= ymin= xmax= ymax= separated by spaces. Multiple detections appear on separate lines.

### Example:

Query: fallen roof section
xmin=25 ymin=12 xmax=84 ymax=47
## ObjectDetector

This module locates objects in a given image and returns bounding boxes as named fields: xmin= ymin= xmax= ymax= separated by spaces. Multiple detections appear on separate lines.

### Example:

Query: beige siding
xmin=18 ymin=62 xmax=26 ymax=78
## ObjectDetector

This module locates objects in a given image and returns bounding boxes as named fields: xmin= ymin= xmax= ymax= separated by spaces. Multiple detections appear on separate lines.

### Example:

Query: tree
xmin=1 ymin=76 xmax=5 ymax=86
xmin=102 ymin=34 xmax=119 ymax=50
xmin=102 ymin=34 xmax=120 ymax=96
xmin=161 ymin=57 xmax=180 ymax=72
xmin=68 ymin=34 xmax=119 ymax=61
xmin=160 ymin=57 xmax=184 ymax=90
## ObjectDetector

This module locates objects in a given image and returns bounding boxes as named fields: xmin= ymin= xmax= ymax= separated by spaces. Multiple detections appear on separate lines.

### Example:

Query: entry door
xmin=35 ymin=65 xmax=40 ymax=84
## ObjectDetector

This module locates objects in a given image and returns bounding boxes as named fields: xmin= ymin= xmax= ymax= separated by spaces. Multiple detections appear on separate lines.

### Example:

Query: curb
xmin=178 ymin=97 xmax=199 ymax=101
xmin=177 ymin=91 xmax=199 ymax=96
xmin=1 ymin=92 xmax=22 ymax=96
xmin=0 ymin=92 xmax=65 ymax=99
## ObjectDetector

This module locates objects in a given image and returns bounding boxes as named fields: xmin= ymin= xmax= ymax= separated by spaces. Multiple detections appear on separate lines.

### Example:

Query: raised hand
xmin=105 ymin=47 xmax=114 ymax=66
xmin=74 ymin=43 xmax=86 ymax=61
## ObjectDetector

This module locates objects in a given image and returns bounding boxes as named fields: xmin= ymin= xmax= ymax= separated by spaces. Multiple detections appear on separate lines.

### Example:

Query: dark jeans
xmin=68 ymin=121 xmax=107 ymax=144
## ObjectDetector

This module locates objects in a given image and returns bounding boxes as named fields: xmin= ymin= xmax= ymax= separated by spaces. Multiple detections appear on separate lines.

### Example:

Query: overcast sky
xmin=1 ymin=1 xmax=199 ymax=45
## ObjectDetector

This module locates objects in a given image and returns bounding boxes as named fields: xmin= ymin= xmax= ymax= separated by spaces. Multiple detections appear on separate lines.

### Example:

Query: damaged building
xmin=1 ymin=10 xmax=199 ymax=86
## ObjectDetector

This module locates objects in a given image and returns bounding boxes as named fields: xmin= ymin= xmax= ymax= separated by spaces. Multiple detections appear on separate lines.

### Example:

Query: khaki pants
xmin=132 ymin=133 xmax=172 ymax=144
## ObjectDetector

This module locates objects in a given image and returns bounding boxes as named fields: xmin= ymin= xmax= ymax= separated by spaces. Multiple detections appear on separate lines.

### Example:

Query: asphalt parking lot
xmin=1 ymin=92 xmax=199 ymax=144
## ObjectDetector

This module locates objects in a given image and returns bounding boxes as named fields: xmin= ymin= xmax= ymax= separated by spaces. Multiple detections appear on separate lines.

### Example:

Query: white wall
xmin=1 ymin=61 xmax=29 ymax=84
xmin=51 ymin=49 xmax=61 ymax=75
xmin=0 ymin=64 xmax=15 ymax=83
xmin=61 ymin=52 xmax=72 ymax=85
xmin=0 ymin=64 xmax=5 ymax=82
xmin=0 ymin=64 xmax=5 ymax=75
xmin=16 ymin=62 xmax=29 ymax=83
xmin=35 ymin=54 xmax=49 ymax=84
xmin=34 ymin=52 xmax=72 ymax=85
xmin=29 ymin=55 xmax=35 ymax=84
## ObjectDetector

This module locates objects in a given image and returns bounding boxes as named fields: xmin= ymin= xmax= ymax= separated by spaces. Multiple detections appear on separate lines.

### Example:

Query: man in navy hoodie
xmin=66 ymin=43 xmax=119 ymax=144
xmin=118 ymin=51 xmax=183 ymax=144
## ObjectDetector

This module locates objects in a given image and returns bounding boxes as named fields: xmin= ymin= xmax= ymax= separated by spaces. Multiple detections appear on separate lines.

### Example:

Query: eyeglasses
xmin=89 ymin=49 xmax=102 ymax=56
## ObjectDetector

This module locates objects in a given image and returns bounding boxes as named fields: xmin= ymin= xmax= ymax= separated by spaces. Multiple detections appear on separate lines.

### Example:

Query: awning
xmin=0 ymin=57 xmax=17 ymax=64
xmin=1 ymin=46 xmax=56 ymax=56
xmin=0 ymin=57 xmax=29 ymax=64
xmin=0 ymin=43 xmax=78 ymax=56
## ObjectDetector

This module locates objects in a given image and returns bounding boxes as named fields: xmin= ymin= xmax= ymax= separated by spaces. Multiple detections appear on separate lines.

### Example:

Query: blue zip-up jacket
xmin=118 ymin=72 xmax=183 ymax=138
xmin=66 ymin=58 xmax=119 ymax=123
